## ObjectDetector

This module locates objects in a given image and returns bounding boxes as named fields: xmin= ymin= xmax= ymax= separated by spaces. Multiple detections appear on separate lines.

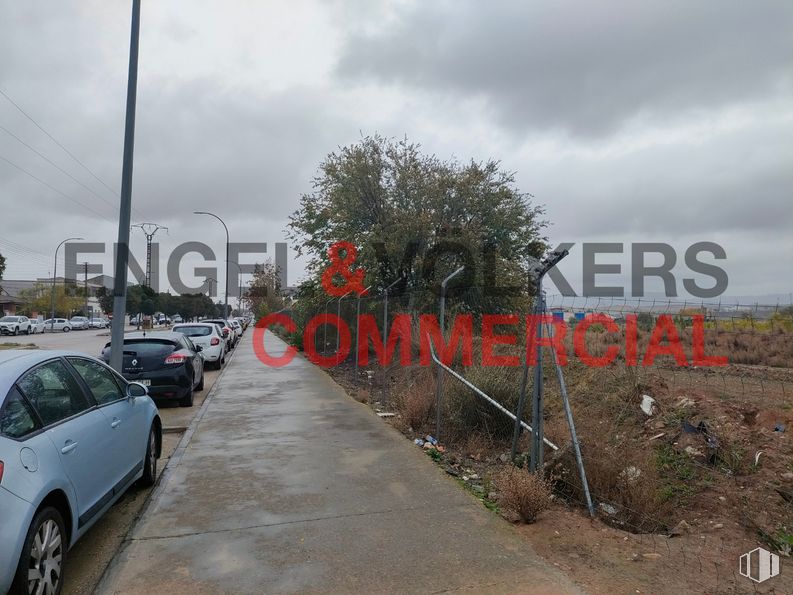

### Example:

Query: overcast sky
xmin=0 ymin=1 xmax=791 ymax=302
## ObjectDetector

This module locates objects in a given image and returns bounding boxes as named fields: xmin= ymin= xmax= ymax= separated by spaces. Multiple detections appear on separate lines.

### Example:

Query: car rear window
xmin=174 ymin=325 xmax=212 ymax=337
xmin=122 ymin=339 xmax=178 ymax=355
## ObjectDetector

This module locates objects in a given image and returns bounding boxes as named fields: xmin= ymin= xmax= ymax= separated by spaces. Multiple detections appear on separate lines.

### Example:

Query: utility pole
xmin=110 ymin=0 xmax=141 ymax=372
xmin=84 ymin=262 xmax=89 ymax=315
xmin=131 ymin=222 xmax=167 ymax=288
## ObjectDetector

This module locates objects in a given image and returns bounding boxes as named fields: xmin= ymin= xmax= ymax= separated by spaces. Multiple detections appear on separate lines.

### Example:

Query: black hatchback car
xmin=100 ymin=332 xmax=205 ymax=407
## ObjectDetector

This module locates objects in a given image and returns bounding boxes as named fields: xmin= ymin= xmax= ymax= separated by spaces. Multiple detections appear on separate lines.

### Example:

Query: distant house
xmin=0 ymin=280 xmax=38 ymax=315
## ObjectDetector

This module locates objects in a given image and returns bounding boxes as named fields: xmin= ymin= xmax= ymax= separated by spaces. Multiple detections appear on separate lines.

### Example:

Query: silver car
xmin=43 ymin=319 xmax=72 ymax=333
xmin=0 ymin=350 xmax=161 ymax=594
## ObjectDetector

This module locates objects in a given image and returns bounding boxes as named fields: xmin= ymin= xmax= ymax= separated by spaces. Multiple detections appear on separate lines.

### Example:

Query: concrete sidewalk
xmin=98 ymin=331 xmax=581 ymax=594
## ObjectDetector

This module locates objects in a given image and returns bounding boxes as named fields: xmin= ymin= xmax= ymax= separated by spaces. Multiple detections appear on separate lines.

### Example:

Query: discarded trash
xmin=620 ymin=466 xmax=642 ymax=482
xmin=640 ymin=395 xmax=656 ymax=416
xmin=684 ymin=446 xmax=704 ymax=458
xmin=376 ymin=412 xmax=395 ymax=418
xmin=425 ymin=435 xmax=438 ymax=446
xmin=754 ymin=450 xmax=763 ymax=466
xmin=414 ymin=438 xmax=425 ymax=447
xmin=648 ymin=432 xmax=666 ymax=441
xmin=599 ymin=502 xmax=618 ymax=515
xmin=774 ymin=423 xmax=786 ymax=433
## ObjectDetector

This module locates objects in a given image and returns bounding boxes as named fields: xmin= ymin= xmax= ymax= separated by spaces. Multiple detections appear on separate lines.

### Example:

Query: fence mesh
xmin=278 ymin=290 xmax=793 ymax=593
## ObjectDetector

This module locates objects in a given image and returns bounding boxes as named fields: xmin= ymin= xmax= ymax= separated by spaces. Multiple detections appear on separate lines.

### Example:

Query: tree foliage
xmin=18 ymin=283 xmax=84 ymax=318
xmin=244 ymin=261 xmax=284 ymax=318
xmin=288 ymin=135 xmax=546 ymax=313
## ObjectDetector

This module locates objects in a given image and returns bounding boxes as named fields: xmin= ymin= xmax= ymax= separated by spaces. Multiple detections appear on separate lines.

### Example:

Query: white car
xmin=28 ymin=319 xmax=46 ymax=334
xmin=171 ymin=323 xmax=226 ymax=369
xmin=89 ymin=317 xmax=111 ymax=329
xmin=43 ymin=318 xmax=73 ymax=332
xmin=0 ymin=316 xmax=32 ymax=336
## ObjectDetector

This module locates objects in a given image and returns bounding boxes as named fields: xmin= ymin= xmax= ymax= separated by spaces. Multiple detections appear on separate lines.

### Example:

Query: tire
xmin=196 ymin=371 xmax=205 ymax=391
xmin=179 ymin=385 xmax=194 ymax=407
xmin=10 ymin=506 xmax=67 ymax=595
xmin=13 ymin=327 xmax=18 ymax=336
xmin=138 ymin=424 xmax=158 ymax=487
xmin=25 ymin=327 xmax=31 ymax=335
xmin=62 ymin=326 xmax=70 ymax=333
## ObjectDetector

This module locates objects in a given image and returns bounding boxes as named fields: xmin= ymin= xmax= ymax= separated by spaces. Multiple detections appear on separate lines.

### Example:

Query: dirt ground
xmin=325 ymin=357 xmax=793 ymax=594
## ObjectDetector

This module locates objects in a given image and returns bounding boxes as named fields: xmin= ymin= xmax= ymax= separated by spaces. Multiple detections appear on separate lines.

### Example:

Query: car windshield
xmin=173 ymin=325 xmax=212 ymax=337
xmin=0 ymin=316 xmax=20 ymax=322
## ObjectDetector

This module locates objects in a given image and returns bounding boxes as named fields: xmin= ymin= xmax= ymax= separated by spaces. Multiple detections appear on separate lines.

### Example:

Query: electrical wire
xmin=0 ymin=154 xmax=116 ymax=223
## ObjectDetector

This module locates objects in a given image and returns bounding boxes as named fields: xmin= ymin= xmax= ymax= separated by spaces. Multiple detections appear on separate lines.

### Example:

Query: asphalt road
xmin=3 ymin=327 xmax=231 ymax=595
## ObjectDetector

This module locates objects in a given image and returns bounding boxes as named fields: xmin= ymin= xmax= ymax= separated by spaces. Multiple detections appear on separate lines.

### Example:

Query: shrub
xmin=492 ymin=466 xmax=551 ymax=523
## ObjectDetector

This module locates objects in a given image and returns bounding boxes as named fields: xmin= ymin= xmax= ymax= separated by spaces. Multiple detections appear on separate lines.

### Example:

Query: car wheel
xmin=25 ymin=327 xmax=31 ymax=335
xmin=179 ymin=386 xmax=194 ymax=407
xmin=13 ymin=326 xmax=18 ymax=336
xmin=62 ymin=326 xmax=70 ymax=332
xmin=10 ymin=506 xmax=66 ymax=595
xmin=138 ymin=424 xmax=159 ymax=487
xmin=196 ymin=371 xmax=205 ymax=391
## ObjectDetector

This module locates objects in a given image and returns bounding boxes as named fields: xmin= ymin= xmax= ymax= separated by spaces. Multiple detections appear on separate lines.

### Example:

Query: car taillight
xmin=164 ymin=353 xmax=188 ymax=365
xmin=222 ymin=328 xmax=229 ymax=336
xmin=210 ymin=337 xmax=220 ymax=346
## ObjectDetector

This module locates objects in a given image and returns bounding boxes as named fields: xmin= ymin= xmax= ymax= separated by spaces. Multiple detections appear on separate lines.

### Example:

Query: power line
xmin=0 ymin=87 xmax=119 ymax=199
xmin=0 ymin=124 xmax=122 ymax=214
xmin=0 ymin=154 xmax=116 ymax=223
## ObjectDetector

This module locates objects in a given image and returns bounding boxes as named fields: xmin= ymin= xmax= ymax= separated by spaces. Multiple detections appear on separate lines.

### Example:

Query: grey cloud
xmin=336 ymin=1 xmax=793 ymax=137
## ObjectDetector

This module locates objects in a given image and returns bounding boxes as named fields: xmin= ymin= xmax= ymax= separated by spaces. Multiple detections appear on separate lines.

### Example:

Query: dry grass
xmin=492 ymin=466 xmax=552 ymax=523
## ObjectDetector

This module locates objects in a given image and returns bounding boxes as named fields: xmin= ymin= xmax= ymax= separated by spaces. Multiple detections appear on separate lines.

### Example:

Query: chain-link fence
xmin=276 ymin=290 xmax=793 ymax=592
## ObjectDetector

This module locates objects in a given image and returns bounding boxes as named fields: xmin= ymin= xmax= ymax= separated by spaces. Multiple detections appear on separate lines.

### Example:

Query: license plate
xmin=139 ymin=379 xmax=151 ymax=386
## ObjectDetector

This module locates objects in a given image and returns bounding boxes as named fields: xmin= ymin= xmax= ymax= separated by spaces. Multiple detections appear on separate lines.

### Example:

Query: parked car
xmin=28 ymin=319 xmax=45 ymax=334
xmin=171 ymin=314 xmax=183 ymax=324
xmin=69 ymin=316 xmax=89 ymax=330
xmin=202 ymin=319 xmax=235 ymax=349
xmin=229 ymin=319 xmax=243 ymax=342
xmin=171 ymin=323 xmax=226 ymax=369
xmin=0 ymin=316 xmax=32 ymax=336
xmin=100 ymin=332 xmax=205 ymax=407
xmin=42 ymin=319 xmax=72 ymax=333
xmin=0 ymin=350 xmax=161 ymax=595
xmin=89 ymin=317 xmax=111 ymax=329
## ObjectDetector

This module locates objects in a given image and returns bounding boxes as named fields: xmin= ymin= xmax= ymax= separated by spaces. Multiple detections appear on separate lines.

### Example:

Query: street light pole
xmin=109 ymin=0 xmax=141 ymax=372
xmin=50 ymin=237 xmax=83 ymax=332
xmin=195 ymin=211 xmax=229 ymax=319
xmin=227 ymin=260 xmax=243 ymax=315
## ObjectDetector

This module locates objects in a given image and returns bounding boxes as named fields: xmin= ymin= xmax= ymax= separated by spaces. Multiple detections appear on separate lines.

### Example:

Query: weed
xmin=492 ymin=466 xmax=551 ymax=523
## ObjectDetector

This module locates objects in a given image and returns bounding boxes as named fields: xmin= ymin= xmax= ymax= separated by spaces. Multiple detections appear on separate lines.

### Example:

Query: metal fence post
xmin=323 ymin=299 xmax=331 ymax=353
xmin=354 ymin=285 xmax=372 ymax=375
xmin=530 ymin=289 xmax=545 ymax=472
xmin=435 ymin=266 xmax=465 ymax=441
xmin=544 ymin=320 xmax=595 ymax=517
xmin=381 ymin=278 xmax=402 ymax=405
xmin=337 ymin=291 xmax=351 ymax=353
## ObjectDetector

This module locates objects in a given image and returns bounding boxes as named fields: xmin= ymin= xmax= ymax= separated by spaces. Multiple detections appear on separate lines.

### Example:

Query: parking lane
xmin=7 ymin=325 xmax=241 ymax=595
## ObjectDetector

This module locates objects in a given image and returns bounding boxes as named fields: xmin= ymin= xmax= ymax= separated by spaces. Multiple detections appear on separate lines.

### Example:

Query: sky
xmin=0 ymin=0 xmax=791 ymax=303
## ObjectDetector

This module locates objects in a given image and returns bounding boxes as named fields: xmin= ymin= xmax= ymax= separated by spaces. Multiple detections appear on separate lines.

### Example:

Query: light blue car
xmin=0 ymin=350 xmax=161 ymax=595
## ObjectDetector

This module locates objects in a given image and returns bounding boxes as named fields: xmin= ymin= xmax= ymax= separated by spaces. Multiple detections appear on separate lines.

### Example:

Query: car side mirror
xmin=127 ymin=382 xmax=148 ymax=398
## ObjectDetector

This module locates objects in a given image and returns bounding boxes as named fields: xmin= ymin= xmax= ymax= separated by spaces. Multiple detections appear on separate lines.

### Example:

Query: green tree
xmin=245 ymin=261 xmax=284 ymax=318
xmin=288 ymin=135 xmax=546 ymax=313
xmin=0 ymin=251 xmax=5 ymax=281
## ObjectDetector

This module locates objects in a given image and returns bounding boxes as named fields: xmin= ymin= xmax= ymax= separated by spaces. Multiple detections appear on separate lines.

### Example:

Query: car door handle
xmin=111 ymin=418 xmax=122 ymax=429
xmin=61 ymin=440 xmax=78 ymax=454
